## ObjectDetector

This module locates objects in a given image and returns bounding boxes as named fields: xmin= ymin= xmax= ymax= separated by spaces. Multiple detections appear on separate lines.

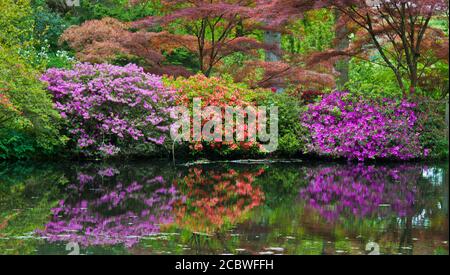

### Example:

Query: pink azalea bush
xmin=41 ymin=63 xmax=176 ymax=157
xmin=301 ymin=91 xmax=427 ymax=161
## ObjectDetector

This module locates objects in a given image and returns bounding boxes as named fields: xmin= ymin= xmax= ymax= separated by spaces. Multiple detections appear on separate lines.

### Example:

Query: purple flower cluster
xmin=299 ymin=165 xmax=419 ymax=222
xmin=37 ymin=170 xmax=180 ymax=248
xmin=41 ymin=63 xmax=176 ymax=156
xmin=301 ymin=91 xmax=427 ymax=161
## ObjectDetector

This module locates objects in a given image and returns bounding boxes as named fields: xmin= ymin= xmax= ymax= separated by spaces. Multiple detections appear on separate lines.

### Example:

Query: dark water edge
xmin=0 ymin=159 xmax=448 ymax=255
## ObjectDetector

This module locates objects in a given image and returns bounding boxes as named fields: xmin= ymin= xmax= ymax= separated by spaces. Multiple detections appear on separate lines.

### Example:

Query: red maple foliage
xmin=60 ymin=17 xmax=197 ymax=76
xmin=60 ymin=0 xmax=336 ymax=89
xmin=132 ymin=0 xmax=282 ymax=77
xmin=252 ymin=0 xmax=449 ymax=94
xmin=309 ymin=0 xmax=450 ymax=94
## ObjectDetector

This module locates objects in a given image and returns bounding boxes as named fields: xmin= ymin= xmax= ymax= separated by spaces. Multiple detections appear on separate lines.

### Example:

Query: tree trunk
xmin=446 ymin=100 xmax=449 ymax=141
xmin=264 ymin=30 xmax=284 ymax=93
xmin=334 ymin=10 xmax=350 ymax=89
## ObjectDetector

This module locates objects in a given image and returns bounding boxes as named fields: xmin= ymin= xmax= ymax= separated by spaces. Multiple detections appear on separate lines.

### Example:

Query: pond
xmin=0 ymin=160 xmax=448 ymax=255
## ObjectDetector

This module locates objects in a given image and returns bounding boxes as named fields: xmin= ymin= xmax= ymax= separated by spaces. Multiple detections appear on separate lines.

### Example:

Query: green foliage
xmin=282 ymin=9 xmax=335 ymax=54
xmin=416 ymin=100 xmax=449 ymax=160
xmin=346 ymin=58 xmax=404 ymax=99
xmin=164 ymin=48 xmax=201 ymax=73
xmin=0 ymin=130 xmax=36 ymax=160
xmin=60 ymin=0 xmax=162 ymax=24
xmin=0 ymin=0 xmax=35 ymax=49
xmin=0 ymin=162 xmax=65 ymax=254
xmin=43 ymin=50 xmax=76 ymax=69
xmin=32 ymin=2 xmax=70 ymax=51
xmin=257 ymin=93 xmax=307 ymax=156
xmin=0 ymin=46 xmax=66 ymax=159
xmin=347 ymin=56 xmax=448 ymax=101
xmin=416 ymin=60 xmax=449 ymax=100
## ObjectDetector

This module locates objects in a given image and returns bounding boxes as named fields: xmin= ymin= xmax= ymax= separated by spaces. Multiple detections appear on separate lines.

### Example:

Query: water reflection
xmin=0 ymin=160 xmax=448 ymax=255
xmin=299 ymin=165 xmax=419 ymax=221
xmin=173 ymin=167 xmax=265 ymax=233
xmin=38 ymin=167 xmax=179 ymax=248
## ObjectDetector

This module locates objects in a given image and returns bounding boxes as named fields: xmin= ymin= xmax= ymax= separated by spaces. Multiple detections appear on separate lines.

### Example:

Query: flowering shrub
xmin=41 ymin=63 xmax=176 ymax=157
xmin=166 ymin=74 xmax=269 ymax=156
xmin=301 ymin=91 xmax=427 ymax=161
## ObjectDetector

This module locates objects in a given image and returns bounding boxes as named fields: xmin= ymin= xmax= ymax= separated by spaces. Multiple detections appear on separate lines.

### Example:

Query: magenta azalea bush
xmin=41 ymin=63 xmax=176 ymax=157
xmin=301 ymin=91 xmax=427 ymax=161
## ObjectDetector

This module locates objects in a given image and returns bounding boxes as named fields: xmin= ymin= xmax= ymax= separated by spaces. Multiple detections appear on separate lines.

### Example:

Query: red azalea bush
xmin=166 ymin=74 xmax=270 ymax=156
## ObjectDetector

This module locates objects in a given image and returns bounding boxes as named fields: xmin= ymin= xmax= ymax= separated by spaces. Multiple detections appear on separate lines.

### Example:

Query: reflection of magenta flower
xmin=300 ymin=165 xmax=419 ymax=221
xmin=98 ymin=167 xmax=119 ymax=177
xmin=38 ymin=170 xmax=180 ymax=248
xmin=77 ymin=173 xmax=94 ymax=184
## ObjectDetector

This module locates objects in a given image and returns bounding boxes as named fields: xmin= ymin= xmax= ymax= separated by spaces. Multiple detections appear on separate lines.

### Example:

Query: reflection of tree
xmin=173 ymin=166 xmax=265 ymax=235
xmin=297 ymin=164 xmax=448 ymax=255
xmin=0 ymin=162 xmax=65 ymax=254
xmin=1 ymin=161 xmax=447 ymax=255
xmin=38 ymin=165 xmax=180 ymax=248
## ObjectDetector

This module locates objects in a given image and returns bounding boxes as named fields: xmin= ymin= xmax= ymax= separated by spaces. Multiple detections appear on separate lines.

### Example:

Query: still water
xmin=0 ymin=160 xmax=448 ymax=255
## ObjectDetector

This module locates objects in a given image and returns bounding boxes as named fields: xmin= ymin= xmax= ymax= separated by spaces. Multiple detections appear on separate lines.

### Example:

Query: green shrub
xmin=0 ymin=46 xmax=66 ymax=159
xmin=256 ymin=92 xmax=306 ymax=156
xmin=416 ymin=99 xmax=449 ymax=159
xmin=32 ymin=3 xmax=69 ymax=52
xmin=346 ymin=58 xmax=404 ymax=99
xmin=0 ymin=0 xmax=35 ymax=49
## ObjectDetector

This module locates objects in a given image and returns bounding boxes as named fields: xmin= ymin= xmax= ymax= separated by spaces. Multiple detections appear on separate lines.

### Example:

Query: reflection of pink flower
xmin=38 ymin=169 xmax=180 ymax=248
xmin=300 ymin=165 xmax=419 ymax=222
xmin=98 ymin=167 xmax=119 ymax=177
xmin=77 ymin=173 xmax=94 ymax=184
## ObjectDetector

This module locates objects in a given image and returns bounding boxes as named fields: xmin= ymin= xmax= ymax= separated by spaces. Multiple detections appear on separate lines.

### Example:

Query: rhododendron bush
xmin=301 ymin=92 xmax=427 ymax=161
xmin=41 ymin=63 xmax=176 ymax=157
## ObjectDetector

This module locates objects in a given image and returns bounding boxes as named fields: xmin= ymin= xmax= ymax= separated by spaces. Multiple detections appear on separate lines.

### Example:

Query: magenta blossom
xmin=41 ymin=63 xmax=176 ymax=157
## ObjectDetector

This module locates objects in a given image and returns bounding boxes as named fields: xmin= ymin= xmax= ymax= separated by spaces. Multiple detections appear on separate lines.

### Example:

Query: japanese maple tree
xmin=315 ymin=0 xmax=449 ymax=94
xmin=132 ymin=0 xmax=279 ymax=77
